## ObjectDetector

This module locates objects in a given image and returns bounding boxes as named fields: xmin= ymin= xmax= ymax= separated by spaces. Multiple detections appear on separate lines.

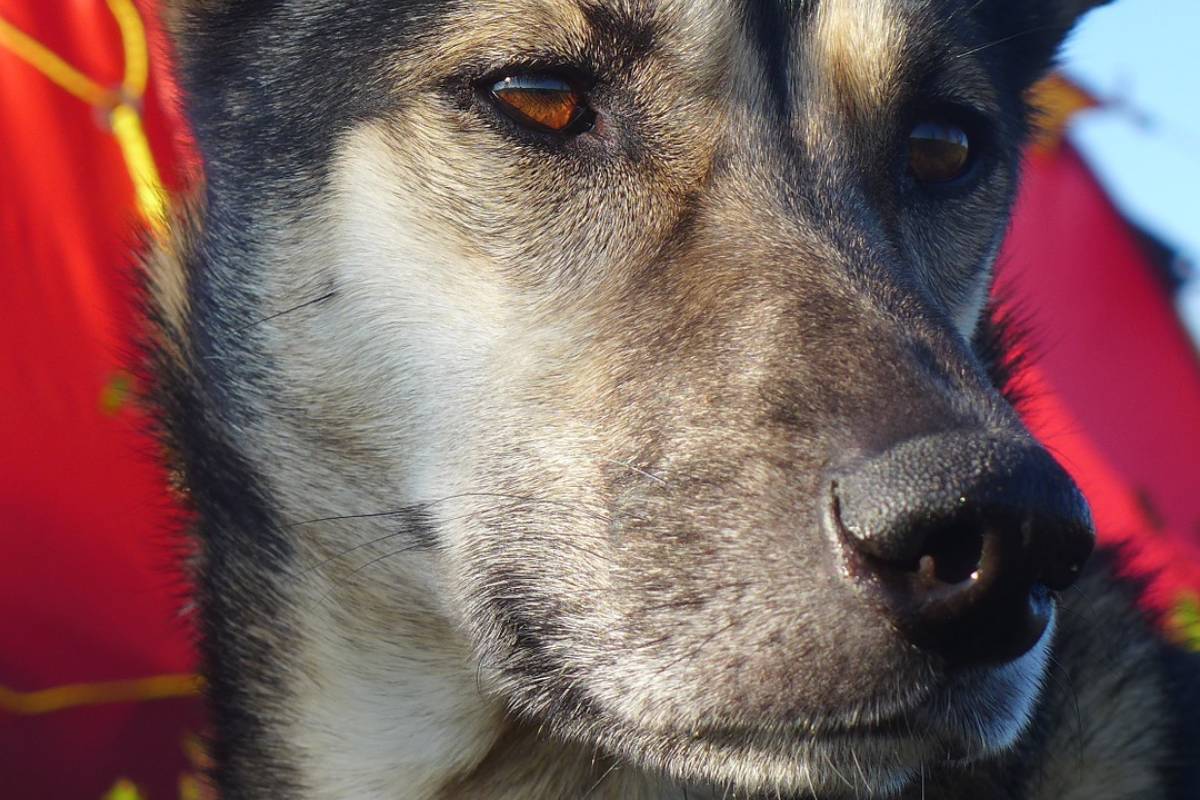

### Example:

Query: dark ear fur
xmin=978 ymin=0 xmax=1113 ymax=88
xmin=160 ymin=0 xmax=232 ymax=38
xmin=161 ymin=0 xmax=281 ymax=65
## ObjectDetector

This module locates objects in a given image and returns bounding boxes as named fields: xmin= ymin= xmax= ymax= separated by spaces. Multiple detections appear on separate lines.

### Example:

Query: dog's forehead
xmin=429 ymin=0 xmax=942 ymax=58
xmin=804 ymin=0 xmax=914 ymax=103
xmin=410 ymin=0 xmax=967 ymax=103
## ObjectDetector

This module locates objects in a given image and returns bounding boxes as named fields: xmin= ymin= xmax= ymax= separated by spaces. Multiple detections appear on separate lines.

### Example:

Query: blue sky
xmin=1061 ymin=0 xmax=1200 ymax=338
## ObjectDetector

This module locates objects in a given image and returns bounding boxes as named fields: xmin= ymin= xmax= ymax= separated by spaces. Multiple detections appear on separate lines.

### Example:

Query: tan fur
xmin=810 ymin=0 xmax=907 ymax=113
xmin=144 ymin=201 xmax=196 ymax=366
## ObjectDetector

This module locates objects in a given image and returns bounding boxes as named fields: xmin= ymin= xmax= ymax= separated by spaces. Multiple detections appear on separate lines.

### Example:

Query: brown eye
xmin=489 ymin=74 xmax=592 ymax=135
xmin=908 ymin=121 xmax=971 ymax=184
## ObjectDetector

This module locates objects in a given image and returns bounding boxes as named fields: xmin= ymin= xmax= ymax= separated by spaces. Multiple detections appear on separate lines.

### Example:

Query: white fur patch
xmin=940 ymin=608 xmax=1056 ymax=755
xmin=953 ymin=232 xmax=1005 ymax=340
xmin=267 ymin=121 xmax=522 ymax=799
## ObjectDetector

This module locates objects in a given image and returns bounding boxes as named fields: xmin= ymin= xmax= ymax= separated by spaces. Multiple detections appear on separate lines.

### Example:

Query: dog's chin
xmin=591 ymin=612 xmax=1054 ymax=799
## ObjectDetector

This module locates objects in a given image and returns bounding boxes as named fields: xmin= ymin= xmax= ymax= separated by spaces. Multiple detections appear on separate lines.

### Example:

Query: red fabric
xmin=998 ymin=144 xmax=1200 ymax=607
xmin=0 ymin=1 xmax=203 ymax=797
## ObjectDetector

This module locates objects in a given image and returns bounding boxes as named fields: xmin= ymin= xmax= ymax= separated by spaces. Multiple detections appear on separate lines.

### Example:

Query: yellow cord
xmin=0 ymin=13 xmax=111 ymax=106
xmin=0 ymin=2 xmax=168 ymax=232
xmin=108 ymin=0 xmax=149 ymax=96
xmin=1168 ymin=592 xmax=1200 ymax=652
xmin=0 ymin=674 xmax=203 ymax=716
xmin=103 ymin=780 xmax=146 ymax=800
xmin=113 ymin=101 xmax=168 ymax=231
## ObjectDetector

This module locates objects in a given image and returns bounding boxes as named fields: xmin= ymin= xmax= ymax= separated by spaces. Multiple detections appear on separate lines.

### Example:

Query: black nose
xmin=829 ymin=433 xmax=1094 ymax=666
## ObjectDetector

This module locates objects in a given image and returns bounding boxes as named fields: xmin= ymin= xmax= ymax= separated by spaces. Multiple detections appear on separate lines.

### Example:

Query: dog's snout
xmin=828 ymin=433 xmax=1095 ymax=666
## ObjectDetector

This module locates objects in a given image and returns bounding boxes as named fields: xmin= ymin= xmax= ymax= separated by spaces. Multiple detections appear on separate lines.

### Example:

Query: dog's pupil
xmin=908 ymin=121 xmax=970 ymax=184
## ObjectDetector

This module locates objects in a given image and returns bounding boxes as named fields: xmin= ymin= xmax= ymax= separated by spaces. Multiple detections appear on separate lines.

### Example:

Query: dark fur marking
xmin=740 ymin=0 xmax=794 ymax=119
xmin=1159 ymin=641 xmax=1200 ymax=798
xmin=150 ymin=325 xmax=302 ymax=795
xmin=580 ymin=4 xmax=662 ymax=67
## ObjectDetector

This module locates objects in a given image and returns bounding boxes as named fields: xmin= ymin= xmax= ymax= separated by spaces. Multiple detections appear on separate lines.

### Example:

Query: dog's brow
xmin=578 ymin=2 xmax=661 ymax=61
xmin=807 ymin=0 xmax=909 ymax=110
xmin=403 ymin=0 xmax=672 ymax=82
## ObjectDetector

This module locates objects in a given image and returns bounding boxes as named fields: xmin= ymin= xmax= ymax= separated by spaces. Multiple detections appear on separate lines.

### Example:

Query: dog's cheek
xmin=316 ymin=123 xmax=522 ymax=490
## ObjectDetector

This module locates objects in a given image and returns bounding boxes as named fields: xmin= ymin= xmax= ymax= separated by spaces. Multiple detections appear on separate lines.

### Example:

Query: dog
xmin=147 ymin=0 xmax=1200 ymax=797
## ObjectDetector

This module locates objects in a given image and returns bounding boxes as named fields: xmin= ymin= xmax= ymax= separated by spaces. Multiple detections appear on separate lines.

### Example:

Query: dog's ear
xmin=161 ymin=0 xmax=232 ymax=31
xmin=978 ymin=0 xmax=1113 ymax=87
xmin=161 ymin=0 xmax=274 ymax=48
xmin=160 ymin=0 xmax=277 ymax=78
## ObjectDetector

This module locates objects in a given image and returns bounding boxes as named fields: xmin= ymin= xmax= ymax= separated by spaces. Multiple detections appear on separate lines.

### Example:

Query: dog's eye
xmin=908 ymin=121 xmax=971 ymax=184
xmin=488 ymin=74 xmax=593 ymax=135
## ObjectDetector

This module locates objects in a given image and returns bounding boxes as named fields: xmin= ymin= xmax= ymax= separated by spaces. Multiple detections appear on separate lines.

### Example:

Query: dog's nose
xmin=829 ymin=433 xmax=1094 ymax=666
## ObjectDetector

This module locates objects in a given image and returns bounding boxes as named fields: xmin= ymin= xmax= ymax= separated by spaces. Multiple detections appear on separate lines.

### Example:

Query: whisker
xmin=286 ymin=491 xmax=619 ymax=529
xmin=851 ymin=747 xmax=870 ymax=795
xmin=822 ymin=749 xmax=853 ymax=793
xmin=314 ymin=542 xmax=431 ymax=608
xmin=944 ymin=0 xmax=990 ymax=25
xmin=804 ymin=760 xmax=819 ymax=800
xmin=955 ymin=24 xmax=1064 ymax=59
xmin=653 ymin=617 xmax=740 ymax=678
xmin=237 ymin=290 xmax=337 ymax=332
xmin=299 ymin=530 xmax=415 ymax=576
xmin=600 ymin=456 xmax=668 ymax=487
xmin=1044 ymin=649 xmax=1084 ymax=758
xmin=475 ymin=653 xmax=487 ymax=698
xmin=583 ymin=758 xmax=621 ymax=798
xmin=308 ymin=496 xmax=634 ymax=585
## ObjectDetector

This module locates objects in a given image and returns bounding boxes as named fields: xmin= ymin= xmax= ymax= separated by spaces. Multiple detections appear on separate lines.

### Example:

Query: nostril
xmin=826 ymin=433 xmax=1095 ymax=665
xmin=829 ymin=485 xmax=986 ymax=585
xmin=913 ymin=522 xmax=984 ymax=586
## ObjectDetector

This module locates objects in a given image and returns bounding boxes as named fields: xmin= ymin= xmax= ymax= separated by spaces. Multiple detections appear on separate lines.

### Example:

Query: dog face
xmin=166 ymin=0 xmax=1103 ymax=795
